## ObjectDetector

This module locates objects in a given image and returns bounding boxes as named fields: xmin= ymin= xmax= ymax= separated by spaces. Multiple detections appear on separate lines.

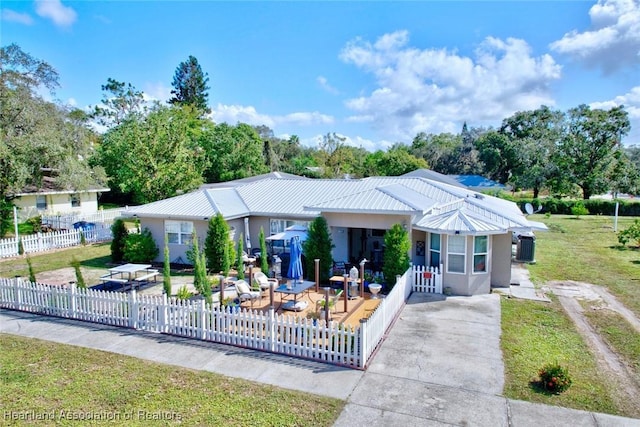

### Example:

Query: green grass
xmin=0 ymin=334 xmax=343 ymax=426
xmin=582 ymin=308 xmax=640 ymax=389
xmin=528 ymin=214 xmax=640 ymax=318
xmin=501 ymin=296 xmax=619 ymax=415
xmin=0 ymin=243 xmax=112 ymax=278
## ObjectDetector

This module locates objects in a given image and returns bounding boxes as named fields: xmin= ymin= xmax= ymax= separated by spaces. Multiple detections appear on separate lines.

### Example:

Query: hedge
xmin=495 ymin=194 xmax=640 ymax=216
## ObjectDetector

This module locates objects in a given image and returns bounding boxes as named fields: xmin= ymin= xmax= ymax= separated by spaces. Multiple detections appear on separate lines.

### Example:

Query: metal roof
xmin=128 ymin=173 xmax=541 ymax=234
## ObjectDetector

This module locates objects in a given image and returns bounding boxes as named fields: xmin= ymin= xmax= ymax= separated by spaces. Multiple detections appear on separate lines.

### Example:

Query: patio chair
xmin=252 ymin=271 xmax=278 ymax=294
xmin=234 ymin=280 xmax=261 ymax=308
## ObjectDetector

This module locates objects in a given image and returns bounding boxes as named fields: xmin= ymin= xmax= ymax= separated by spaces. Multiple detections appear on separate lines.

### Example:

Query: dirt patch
xmin=36 ymin=267 xmax=107 ymax=287
xmin=546 ymin=281 xmax=640 ymax=416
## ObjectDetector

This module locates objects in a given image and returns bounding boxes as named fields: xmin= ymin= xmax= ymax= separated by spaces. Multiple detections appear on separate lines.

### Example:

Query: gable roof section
xmin=126 ymin=188 xmax=249 ymax=220
xmin=16 ymin=176 xmax=110 ymax=196
xmin=415 ymin=208 xmax=507 ymax=234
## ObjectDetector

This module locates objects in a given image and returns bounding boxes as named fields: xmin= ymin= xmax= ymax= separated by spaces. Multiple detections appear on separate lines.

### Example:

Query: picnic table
xmin=99 ymin=263 xmax=159 ymax=290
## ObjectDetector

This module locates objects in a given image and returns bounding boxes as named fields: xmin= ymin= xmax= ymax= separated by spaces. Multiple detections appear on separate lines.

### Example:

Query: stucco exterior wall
xmin=490 ymin=233 xmax=512 ymax=287
xmin=440 ymin=234 xmax=492 ymax=296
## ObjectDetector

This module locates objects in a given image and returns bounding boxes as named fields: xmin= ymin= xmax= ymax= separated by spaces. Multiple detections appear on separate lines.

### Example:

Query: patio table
xmin=102 ymin=263 xmax=153 ymax=285
xmin=275 ymin=280 xmax=315 ymax=311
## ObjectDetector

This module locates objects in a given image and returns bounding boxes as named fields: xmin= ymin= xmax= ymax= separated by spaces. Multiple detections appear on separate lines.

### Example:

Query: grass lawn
xmin=501 ymin=213 xmax=640 ymax=418
xmin=527 ymin=214 xmax=640 ymax=317
xmin=501 ymin=296 xmax=619 ymax=415
xmin=0 ymin=243 xmax=112 ymax=278
xmin=0 ymin=334 xmax=343 ymax=426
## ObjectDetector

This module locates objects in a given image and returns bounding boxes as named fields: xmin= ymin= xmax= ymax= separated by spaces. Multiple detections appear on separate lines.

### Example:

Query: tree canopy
xmin=169 ymin=55 xmax=210 ymax=113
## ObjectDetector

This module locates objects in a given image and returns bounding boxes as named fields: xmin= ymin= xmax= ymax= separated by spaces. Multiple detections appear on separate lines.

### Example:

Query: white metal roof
xmin=127 ymin=173 xmax=540 ymax=234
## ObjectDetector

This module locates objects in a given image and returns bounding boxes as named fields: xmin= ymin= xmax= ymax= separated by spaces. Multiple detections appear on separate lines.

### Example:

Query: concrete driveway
xmin=334 ymin=293 xmax=638 ymax=427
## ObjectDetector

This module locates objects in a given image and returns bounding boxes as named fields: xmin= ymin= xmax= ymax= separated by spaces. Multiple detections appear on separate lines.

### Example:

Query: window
xmin=269 ymin=219 xmax=309 ymax=235
xmin=473 ymin=236 xmax=488 ymax=273
xmin=429 ymin=233 xmax=440 ymax=267
xmin=36 ymin=195 xmax=47 ymax=210
xmin=71 ymin=194 xmax=81 ymax=208
xmin=165 ymin=220 xmax=193 ymax=245
xmin=447 ymin=235 xmax=466 ymax=274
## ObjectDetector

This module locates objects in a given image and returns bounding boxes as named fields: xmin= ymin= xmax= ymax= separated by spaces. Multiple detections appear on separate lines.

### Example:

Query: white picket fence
xmin=412 ymin=264 xmax=443 ymax=294
xmin=0 ymin=225 xmax=112 ymax=258
xmin=41 ymin=208 xmax=125 ymax=230
xmin=0 ymin=278 xmax=362 ymax=367
xmin=0 ymin=264 xmax=443 ymax=368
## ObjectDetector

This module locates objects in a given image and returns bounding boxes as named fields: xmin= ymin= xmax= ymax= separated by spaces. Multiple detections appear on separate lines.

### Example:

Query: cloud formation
xmin=339 ymin=30 xmax=561 ymax=141
xmin=211 ymin=104 xmax=333 ymax=129
xmin=590 ymin=86 xmax=640 ymax=143
xmin=35 ymin=0 xmax=77 ymax=28
xmin=550 ymin=0 xmax=640 ymax=73
xmin=1 ymin=9 xmax=34 ymax=25
xmin=317 ymin=76 xmax=340 ymax=95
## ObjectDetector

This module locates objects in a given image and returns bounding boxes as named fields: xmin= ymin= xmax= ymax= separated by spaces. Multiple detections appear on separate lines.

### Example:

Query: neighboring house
xmin=450 ymin=175 xmax=508 ymax=192
xmin=124 ymin=172 xmax=544 ymax=296
xmin=12 ymin=175 xmax=110 ymax=222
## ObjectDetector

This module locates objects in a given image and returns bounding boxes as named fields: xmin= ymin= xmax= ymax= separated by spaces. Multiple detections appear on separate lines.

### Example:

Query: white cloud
xmin=143 ymin=82 xmax=172 ymax=104
xmin=210 ymin=103 xmax=333 ymax=128
xmin=317 ymin=76 xmax=340 ymax=95
xmin=35 ymin=0 xmax=77 ymax=28
xmin=339 ymin=30 xmax=561 ymax=141
xmin=550 ymin=0 xmax=640 ymax=73
xmin=590 ymin=86 xmax=640 ymax=144
xmin=1 ymin=9 xmax=34 ymax=25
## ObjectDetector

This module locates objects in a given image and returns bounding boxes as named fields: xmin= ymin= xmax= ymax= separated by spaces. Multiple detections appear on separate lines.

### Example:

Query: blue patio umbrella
xmin=287 ymin=236 xmax=304 ymax=284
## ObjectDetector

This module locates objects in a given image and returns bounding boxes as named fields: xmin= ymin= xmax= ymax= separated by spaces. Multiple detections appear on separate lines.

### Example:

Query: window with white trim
xmin=165 ymin=220 xmax=193 ymax=245
xmin=447 ymin=235 xmax=466 ymax=274
xmin=473 ymin=236 xmax=488 ymax=273
xmin=429 ymin=233 xmax=440 ymax=267
xmin=71 ymin=194 xmax=81 ymax=208
xmin=36 ymin=195 xmax=47 ymax=210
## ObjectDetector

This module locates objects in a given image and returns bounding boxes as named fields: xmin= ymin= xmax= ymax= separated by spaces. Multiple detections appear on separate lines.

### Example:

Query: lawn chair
xmin=252 ymin=271 xmax=278 ymax=294
xmin=234 ymin=280 xmax=261 ymax=308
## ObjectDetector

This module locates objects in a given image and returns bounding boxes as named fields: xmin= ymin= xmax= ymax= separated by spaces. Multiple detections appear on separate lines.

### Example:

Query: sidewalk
xmin=2 ymin=293 xmax=639 ymax=426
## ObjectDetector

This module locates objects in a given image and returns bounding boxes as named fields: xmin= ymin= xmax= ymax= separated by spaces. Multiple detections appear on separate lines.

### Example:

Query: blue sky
xmin=2 ymin=0 xmax=639 ymax=150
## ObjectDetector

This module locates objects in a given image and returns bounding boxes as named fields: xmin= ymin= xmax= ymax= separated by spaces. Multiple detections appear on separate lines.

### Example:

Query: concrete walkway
xmin=2 ymin=293 xmax=639 ymax=426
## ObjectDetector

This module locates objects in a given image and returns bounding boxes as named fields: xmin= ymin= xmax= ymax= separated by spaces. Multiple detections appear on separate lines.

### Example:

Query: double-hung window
xmin=429 ymin=233 xmax=441 ymax=267
xmin=473 ymin=236 xmax=488 ymax=273
xmin=447 ymin=235 xmax=466 ymax=274
xmin=165 ymin=220 xmax=193 ymax=245
xmin=36 ymin=195 xmax=47 ymax=210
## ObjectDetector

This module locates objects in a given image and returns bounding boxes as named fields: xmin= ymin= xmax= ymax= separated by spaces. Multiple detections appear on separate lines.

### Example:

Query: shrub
xmin=236 ymin=234 xmax=245 ymax=280
xmin=79 ymin=230 xmax=86 ymax=246
xmin=538 ymin=363 xmax=572 ymax=394
xmin=302 ymin=216 xmax=334 ymax=284
xmin=110 ymin=219 xmax=129 ymax=263
xmin=204 ymin=213 xmax=230 ymax=273
xmin=383 ymin=223 xmax=411 ymax=290
xmin=163 ymin=233 xmax=171 ymax=296
xmin=124 ymin=228 xmax=159 ymax=263
xmin=571 ymin=202 xmax=589 ymax=218
xmin=259 ymin=227 xmax=268 ymax=273
xmin=17 ymin=239 xmax=24 ymax=256
xmin=617 ymin=218 xmax=640 ymax=247
xmin=70 ymin=257 xmax=86 ymax=289
xmin=27 ymin=216 xmax=42 ymax=233
xmin=176 ymin=285 xmax=192 ymax=300
xmin=26 ymin=255 xmax=36 ymax=283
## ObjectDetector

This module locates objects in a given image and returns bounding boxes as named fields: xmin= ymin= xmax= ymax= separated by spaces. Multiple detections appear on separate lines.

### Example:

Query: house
xmin=12 ymin=173 xmax=110 ymax=222
xmin=124 ymin=172 xmax=544 ymax=296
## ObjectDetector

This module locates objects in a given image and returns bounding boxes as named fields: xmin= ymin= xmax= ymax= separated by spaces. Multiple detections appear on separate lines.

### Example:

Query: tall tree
xmin=201 ymin=122 xmax=268 ymax=182
xmin=98 ymin=105 xmax=205 ymax=203
xmin=555 ymin=105 xmax=630 ymax=199
xmin=0 ymin=44 xmax=104 ymax=235
xmin=169 ymin=55 xmax=210 ymax=113
xmin=499 ymin=106 xmax=564 ymax=198
xmin=92 ymin=78 xmax=146 ymax=127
